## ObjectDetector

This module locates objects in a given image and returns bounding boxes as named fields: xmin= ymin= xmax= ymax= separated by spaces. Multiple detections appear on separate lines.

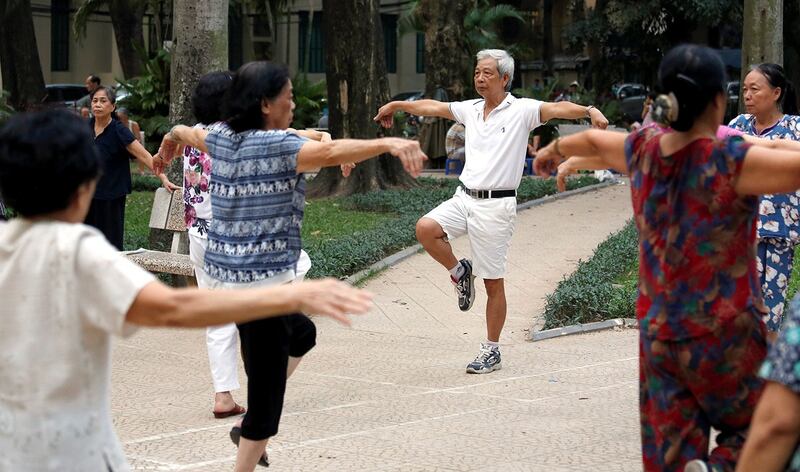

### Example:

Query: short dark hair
xmin=88 ymin=75 xmax=101 ymax=85
xmin=0 ymin=110 xmax=100 ymax=216
xmin=90 ymin=86 xmax=116 ymax=104
xmin=224 ymin=61 xmax=291 ymax=133
xmin=192 ymin=71 xmax=232 ymax=125
xmin=657 ymin=44 xmax=726 ymax=132
xmin=750 ymin=63 xmax=799 ymax=115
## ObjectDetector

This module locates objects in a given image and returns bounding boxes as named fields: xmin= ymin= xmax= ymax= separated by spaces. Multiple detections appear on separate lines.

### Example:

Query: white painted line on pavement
xmin=123 ymin=356 xmax=637 ymax=447
xmin=467 ymin=380 xmax=637 ymax=404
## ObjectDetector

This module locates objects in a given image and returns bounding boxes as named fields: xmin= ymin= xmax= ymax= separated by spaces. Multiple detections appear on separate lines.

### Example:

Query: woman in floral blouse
xmin=533 ymin=45 xmax=800 ymax=472
xmin=729 ymin=63 xmax=800 ymax=332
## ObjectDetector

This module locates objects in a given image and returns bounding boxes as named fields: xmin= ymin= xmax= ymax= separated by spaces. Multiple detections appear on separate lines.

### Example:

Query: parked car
xmin=725 ymin=80 xmax=740 ymax=123
xmin=391 ymin=91 xmax=423 ymax=102
xmin=44 ymin=84 xmax=87 ymax=109
xmin=612 ymin=83 xmax=649 ymax=122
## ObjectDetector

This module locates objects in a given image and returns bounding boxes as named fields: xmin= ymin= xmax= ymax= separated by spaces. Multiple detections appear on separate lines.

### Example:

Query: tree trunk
xmin=307 ymin=0 xmax=416 ymax=198
xmin=417 ymin=0 xmax=473 ymax=101
xmin=542 ymin=0 xmax=554 ymax=79
xmin=170 ymin=0 xmax=228 ymax=127
xmin=108 ymin=0 xmax=147 ymax=79
xmin=741 ymin=0 xmax=783 ymax=112
xmin=155 ymin=0 xmax=227 ymax=255
xmin=0 ymin=0 xmax=46 ymax=111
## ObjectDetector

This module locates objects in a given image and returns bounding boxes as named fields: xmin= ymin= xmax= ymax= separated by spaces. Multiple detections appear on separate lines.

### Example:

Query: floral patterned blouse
xmin=728 ymin=114 xmax=800 ymax=243
xmin=626 ymin=127 xmax=765 ymax=340
xmin=182 ymin=123 xmax=219 ymax=237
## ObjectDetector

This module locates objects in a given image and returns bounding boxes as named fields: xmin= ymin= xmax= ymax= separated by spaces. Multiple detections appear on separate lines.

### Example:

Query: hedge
xmin=541 ymin=220 xmax=639 ymax=329
xmin=305 ymin=175 xmax=600 ymax=279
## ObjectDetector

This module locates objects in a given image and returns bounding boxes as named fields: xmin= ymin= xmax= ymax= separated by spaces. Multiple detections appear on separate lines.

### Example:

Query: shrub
xmin=541 ymin=220 xmax=639 ymax=328
xmin=305 ymin=175 xmax=600 ymax=279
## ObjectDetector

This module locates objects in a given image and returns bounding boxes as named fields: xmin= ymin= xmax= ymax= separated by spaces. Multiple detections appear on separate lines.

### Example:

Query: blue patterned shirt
xmin=728 ymin=114 xmax=800 ymax=243
xmin=204 ymin=124 xmax=307 ymax=283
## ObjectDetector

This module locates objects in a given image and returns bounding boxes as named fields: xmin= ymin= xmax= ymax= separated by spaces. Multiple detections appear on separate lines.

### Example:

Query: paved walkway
xmin=115 ymin=182 xmax=639 ymax=471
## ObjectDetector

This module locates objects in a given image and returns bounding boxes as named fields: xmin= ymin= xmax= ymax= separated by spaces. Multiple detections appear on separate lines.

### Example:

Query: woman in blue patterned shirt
xmin=729 ymin=63 xmax=800 ymax=332
xmin=161 ymin=61 xmax=426 ymax=470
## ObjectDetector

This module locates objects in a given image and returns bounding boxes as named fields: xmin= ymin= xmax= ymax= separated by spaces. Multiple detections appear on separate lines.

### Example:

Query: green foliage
xmin=116 ymin=48 xmax=171 ymax=148
xmin=542 ymin=220 xmax=639 ymax=329
xmin=291 ymin=74 xmax=326 ymax=129
xmin=116 ymin=48 xmax=171 ymax=116
xmin=787 ymin=245 xmax=800 ymax=301
xmin=464 ymin=1 xmax=526 ymax=53
xmin=0 ymin=90 xmax=15 ymax=126
xmin=305 ymin=175 xmax=599 ymax=279
xmin=131 ymin=172 xmax=163 ymax=192
xmin=124 ymin=176 xmax=601 ymax=277
xmin=73 ymin=0 xmax=111 ymax=42
xmin=124 ymin=191 xmax=155 ymax=250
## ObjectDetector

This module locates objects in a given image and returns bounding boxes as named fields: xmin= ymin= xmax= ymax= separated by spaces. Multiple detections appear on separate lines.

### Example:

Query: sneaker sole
xmin=466 ymin=362 xmax=501 ymax=374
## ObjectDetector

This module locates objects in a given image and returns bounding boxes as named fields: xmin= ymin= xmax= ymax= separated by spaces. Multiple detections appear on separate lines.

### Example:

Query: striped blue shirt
xmin=204 ymin=123 xmax=307 ymax=283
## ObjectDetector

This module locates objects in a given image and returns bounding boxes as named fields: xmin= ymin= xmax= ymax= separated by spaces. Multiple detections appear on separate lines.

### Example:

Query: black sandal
xmin=229 ymin=426 xmax=269 ymax=467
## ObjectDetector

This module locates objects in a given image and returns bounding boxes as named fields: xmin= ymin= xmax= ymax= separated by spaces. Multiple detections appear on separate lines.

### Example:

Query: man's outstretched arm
xmin=540 ymin=101 xmax=609 ymax=129
xmin=374 ymin=100 xmax=455 ymax=128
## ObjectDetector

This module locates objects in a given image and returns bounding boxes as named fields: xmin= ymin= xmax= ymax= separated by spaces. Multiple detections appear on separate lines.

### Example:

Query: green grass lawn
xmin=302 ymin=198 xmax=394 ymax=244
xmin=122 ymin=190 xmax=395 ymax=253
xmin=123 ymin=175 xmax=600 ymax=278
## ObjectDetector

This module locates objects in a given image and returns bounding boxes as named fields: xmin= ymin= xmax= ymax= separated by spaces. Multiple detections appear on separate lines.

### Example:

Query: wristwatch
xmin=585 ymin=105 xmax=595 ymax=118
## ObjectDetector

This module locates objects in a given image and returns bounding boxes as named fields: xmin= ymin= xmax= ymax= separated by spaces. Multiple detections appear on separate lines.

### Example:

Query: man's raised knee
xmin=416 ymin=217 xmax=444 ymax=242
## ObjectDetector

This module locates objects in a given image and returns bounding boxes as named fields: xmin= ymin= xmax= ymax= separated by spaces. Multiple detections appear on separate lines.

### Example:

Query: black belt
xmin=461 ymin=186 xmax=516 ymax=199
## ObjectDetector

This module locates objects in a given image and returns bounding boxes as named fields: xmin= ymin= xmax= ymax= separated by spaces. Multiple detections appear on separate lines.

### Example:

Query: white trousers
xmin=189 ymin=232 xmax=312 ymax=393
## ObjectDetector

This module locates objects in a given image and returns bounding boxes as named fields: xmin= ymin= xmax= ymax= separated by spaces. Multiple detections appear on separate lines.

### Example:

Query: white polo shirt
xmin=449 ymin=94 xmax=543 ymax=190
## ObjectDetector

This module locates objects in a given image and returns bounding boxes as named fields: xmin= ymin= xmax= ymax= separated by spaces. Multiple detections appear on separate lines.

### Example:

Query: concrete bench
xmin=125 ymin=188 xmax=195 ymax=281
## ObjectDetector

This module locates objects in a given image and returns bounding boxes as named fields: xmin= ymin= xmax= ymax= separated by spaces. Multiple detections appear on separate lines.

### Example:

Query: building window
xmin=298 ymin=11 xmax=325 ymax=73
xmin=51 ymin=0 xmax=70 ymax=71
xmin=416 ymin=33 xmax=425 ymax=73
xmin=382 ymin=14 xmax=397 ymax=74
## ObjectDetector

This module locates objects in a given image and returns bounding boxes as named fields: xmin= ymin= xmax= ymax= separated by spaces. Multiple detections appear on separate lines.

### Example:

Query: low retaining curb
xmin=530 ymin=318 xmax=638 ymax=342
xmin=345 ymin=180 xmax=618 ymax=286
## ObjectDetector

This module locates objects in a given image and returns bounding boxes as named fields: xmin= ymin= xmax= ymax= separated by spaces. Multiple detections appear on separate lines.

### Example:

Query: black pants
xmin=85 ymin=196 xmax=126 ymax=250
xmin=238 ymin=313 xmax=316 ymax=440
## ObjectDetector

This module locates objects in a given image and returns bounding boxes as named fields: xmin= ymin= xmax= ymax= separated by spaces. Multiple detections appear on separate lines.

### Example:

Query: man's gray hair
xmin=476 ymin=49 xmax=514 ymax=91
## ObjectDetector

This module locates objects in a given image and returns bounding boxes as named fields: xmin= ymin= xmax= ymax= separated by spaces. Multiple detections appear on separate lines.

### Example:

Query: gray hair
xmin=476 ymin=49 xmax=514 ymax=91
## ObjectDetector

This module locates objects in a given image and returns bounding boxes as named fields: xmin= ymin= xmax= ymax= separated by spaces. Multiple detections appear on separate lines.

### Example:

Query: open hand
xmin=373 ymin=103 xmax=396 ymax=129
xmin=387 ymin=138 xmax=427 ymax=177
xmin=159 ymin=174 xmax=180 ymax=193
xmin=589 ymin=108 xmax=609 ymax=130
xmin=340 ymin=162 xmax=356 ymax=177
xmin=157 ymin=135 xmax=179 ymax=165
xmin=556 ymin=159 xmax=579 ymax=192
xmin=293 ymin=279 xmax=373 ymax=326
xmin=533 ymin=142 xmax=564 ymax=177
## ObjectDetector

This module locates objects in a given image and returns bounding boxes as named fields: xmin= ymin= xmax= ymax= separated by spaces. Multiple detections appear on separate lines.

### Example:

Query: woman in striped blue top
xmin=162 ymin=60 xmax=426 ymax=471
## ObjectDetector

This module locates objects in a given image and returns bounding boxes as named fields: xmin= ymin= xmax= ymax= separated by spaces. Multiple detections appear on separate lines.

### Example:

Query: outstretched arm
xmin=743 ymin=134 xmax=800 ymax=152
xmin=126 ymin=139 xmax=155 ymax=172
xmin=374 ymin=99 xmax=454 ymax=128
xmin=127 ymin=278 xmax=373 ymax=328
xmin=555 ymin=155 xmax=627 ymax=192
xmin=540 ymin=101 xmax=609 ymax=129
xmin=736 ymin=144 xmax=800 ymax=195
xmin=534 ymin=129 xmax=627 ymax=177
xmin=297 ymin=137 xmax=427 ymax=177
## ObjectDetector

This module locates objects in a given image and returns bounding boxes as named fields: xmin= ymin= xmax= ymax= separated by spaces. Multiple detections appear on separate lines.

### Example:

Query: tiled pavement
xmin=114 ymin=182 xmax=639 ymax=471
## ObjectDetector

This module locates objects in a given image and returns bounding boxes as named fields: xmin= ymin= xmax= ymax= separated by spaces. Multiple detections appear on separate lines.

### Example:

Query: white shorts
xmin=423 ymin=186 xmax=516 ymax=279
